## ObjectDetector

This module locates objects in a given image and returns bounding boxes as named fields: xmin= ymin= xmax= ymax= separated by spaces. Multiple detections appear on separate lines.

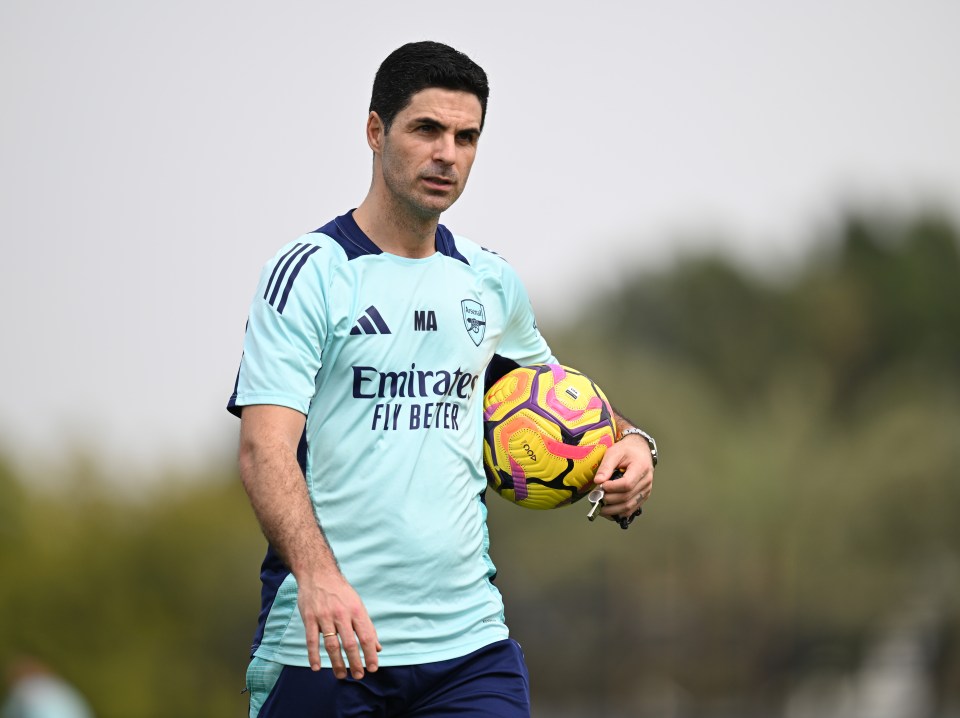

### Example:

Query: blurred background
xmin=2 ymin=1 xmax=958 ymax=716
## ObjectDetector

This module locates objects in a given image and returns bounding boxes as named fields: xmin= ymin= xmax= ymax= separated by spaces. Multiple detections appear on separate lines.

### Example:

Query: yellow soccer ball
xmin=482 ymin=364 xmax=617 ymax=510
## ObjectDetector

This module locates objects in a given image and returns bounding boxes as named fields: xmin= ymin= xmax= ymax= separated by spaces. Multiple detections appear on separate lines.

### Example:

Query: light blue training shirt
xmin=228 ymin=210 xmax=553 ymax=667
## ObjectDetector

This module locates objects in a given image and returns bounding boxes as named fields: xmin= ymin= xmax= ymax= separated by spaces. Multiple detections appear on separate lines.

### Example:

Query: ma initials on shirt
xmin=414 ymin=310 xmax=437 ymax=332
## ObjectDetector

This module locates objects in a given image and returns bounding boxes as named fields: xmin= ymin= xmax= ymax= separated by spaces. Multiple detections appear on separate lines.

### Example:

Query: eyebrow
xmin=412 ymin=116 xmax=481 ymax=136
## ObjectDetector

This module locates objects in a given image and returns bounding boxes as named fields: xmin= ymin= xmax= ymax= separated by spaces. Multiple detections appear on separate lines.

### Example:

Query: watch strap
xmin=618 ymin=427 xmax=658 ymax=467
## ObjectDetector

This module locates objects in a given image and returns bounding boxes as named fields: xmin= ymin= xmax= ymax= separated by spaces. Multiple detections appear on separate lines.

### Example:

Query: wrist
xmin=618 ymin=426 xmax=658 ymax=467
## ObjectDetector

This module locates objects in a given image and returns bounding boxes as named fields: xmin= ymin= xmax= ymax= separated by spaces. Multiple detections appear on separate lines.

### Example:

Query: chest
xmin=322 ymin=256 xmax=504 ymax=378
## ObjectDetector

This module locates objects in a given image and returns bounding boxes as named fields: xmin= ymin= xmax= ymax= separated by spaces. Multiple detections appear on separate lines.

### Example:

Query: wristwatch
xmin=618 ymin=427 xmax=658 ymax=467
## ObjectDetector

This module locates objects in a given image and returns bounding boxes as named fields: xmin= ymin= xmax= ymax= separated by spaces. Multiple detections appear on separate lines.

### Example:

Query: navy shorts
xmin=247 ymin=639 xmax=530 ymax=717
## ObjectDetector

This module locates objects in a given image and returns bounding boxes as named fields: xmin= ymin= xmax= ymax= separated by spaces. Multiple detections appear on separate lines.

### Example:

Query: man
xmin=228 ymin=41 xmax=656 ymax=717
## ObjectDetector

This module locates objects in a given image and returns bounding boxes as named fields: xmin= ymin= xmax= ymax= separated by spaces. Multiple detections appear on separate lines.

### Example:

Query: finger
xmin=323 ymin=629 xmax=348 ymax=679
xmin=601 ymin=467 xmax=647 ymax=500
xmin=601 ymin=482 xmax=649 ymax=518
xmin=602 ymin=495 xmax=642 ymax=520
xmin=339 ymin=624 xmax=367 ymax=680
xmin=593 ymin=447 xmax=625 ymax=485
xmin=305 ymin=620 xmax=322 ymax=672
xmin=600 ymin=494 xmax=634 ymax=517
xmin=355 ymin=622 xmax=382 ymax=674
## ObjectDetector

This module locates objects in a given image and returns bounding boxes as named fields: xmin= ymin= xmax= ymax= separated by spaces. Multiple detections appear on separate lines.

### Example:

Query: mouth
xmin=421 ymin=175 xmax=456 ymax=191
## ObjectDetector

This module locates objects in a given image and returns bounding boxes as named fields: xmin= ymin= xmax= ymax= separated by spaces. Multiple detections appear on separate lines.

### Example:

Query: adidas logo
xmin=350 ymin=305 xmax=392 ymax=335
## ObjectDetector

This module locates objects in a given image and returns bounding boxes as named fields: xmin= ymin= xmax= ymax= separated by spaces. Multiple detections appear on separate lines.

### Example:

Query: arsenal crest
xmin=461 ymin=299 xmax=486 ymax=346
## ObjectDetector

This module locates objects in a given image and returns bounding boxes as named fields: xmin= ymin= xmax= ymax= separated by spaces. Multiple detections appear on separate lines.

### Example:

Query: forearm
xmin=612 ymin=405 xmax=658 ymax=466
xmin=612 ymin=406 xmax=636 ymax=434
xmin=239 ymin=421 xmax=339 ymax=580
xmin=238 ymin=405 xmax=379 ymax=676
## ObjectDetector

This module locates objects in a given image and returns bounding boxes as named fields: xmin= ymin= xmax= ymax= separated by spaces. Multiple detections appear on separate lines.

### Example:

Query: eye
xmin=456 ymin=131 xmax=479 ymax=146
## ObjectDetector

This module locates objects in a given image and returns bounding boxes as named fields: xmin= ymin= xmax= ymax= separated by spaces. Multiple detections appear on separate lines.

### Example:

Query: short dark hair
xmin=370 ymin=41 xmax=489 ymax=132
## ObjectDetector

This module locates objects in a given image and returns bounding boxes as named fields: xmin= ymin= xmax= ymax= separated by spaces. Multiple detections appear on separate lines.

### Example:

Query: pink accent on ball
xmin=484 ymin=370 xmax=532 ymax=420
xmin=507 ymin=456 xmax=528 ymax=500
xmin=542 ymin=365 xmax=603 ymax=423
xmin=542 ymin=433 xmax=614 ymax=460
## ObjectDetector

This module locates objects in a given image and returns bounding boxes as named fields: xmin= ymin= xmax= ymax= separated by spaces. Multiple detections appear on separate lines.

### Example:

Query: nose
xmin=432 ymin=132 xmax=456 ymax=165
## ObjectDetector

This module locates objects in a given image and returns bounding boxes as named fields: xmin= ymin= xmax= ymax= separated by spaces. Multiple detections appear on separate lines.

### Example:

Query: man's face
xmin=375 ymin=87 xmax=483 ymax=220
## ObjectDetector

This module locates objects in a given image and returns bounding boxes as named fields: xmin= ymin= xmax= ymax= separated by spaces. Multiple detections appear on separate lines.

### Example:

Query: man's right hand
xmin=297 ymin=571 xmax=382 ymax=679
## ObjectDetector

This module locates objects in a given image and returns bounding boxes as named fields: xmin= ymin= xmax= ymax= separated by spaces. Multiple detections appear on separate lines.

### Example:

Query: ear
xmin=366 ymin=111 xmax=385 ymax=153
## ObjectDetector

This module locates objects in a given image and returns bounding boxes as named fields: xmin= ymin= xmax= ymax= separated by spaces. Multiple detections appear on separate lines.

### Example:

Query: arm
xmin=489 ymin=256 xmax=653 ymax=518
xmin=238 ymin=404 xmax=381 ymax=678
xmin=591 ymin=408 xmax=656 ymax=522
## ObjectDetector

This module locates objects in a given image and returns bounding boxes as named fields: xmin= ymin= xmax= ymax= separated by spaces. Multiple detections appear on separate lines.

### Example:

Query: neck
xmin=353 ymin=189 xmax=439 ymax=259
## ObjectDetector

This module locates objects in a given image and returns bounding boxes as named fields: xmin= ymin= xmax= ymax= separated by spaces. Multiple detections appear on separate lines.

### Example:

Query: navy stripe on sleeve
xmin=276 ymin=246 xmax=320 ymax=314
xmin=268 ymin=244 xmax=311 ymax=306
xmin=261 ymin=243 xmax=321 ymax=314
xmin=264 ymin=243 xmax=305 ymax=301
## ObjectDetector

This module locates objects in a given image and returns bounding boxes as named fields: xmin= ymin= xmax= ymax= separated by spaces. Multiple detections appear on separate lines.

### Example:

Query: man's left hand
xmin=592 ymin=432 xmax=655 ymax=522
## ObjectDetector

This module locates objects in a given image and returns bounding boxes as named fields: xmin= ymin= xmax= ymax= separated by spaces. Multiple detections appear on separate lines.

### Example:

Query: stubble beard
xmin=380 ymin=147 xmax=463 ymax=224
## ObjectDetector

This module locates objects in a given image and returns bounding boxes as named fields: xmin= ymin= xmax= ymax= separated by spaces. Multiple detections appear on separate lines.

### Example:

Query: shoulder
xmin=451 ymin=233 xmax=531 ymax=302
xmin=254 ymin=232 xmax=349 ymax=315
xmin=442 ymin=230 xmax=519 ymax=278
xmin=259 ymin=231 xmax=351 ymax=286
xmin=263 ymin=232 xmax=347 ymax=271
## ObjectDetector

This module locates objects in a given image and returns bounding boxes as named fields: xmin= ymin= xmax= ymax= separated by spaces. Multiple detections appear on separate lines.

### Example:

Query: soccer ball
xmin=482 ymin=363 xmax=618 ymax=510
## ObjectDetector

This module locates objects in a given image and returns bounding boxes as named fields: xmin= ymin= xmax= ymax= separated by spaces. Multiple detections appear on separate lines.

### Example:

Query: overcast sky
xmin=2 ymin=0 xmax=958 ymax=476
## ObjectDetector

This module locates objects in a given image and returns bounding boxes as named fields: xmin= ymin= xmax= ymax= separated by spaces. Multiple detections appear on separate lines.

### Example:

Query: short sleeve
xmin=496 ymin=262 xmax=556 ymax=366
xmin=227 ymin=240 xmax=327 ymax=417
